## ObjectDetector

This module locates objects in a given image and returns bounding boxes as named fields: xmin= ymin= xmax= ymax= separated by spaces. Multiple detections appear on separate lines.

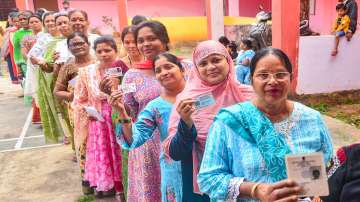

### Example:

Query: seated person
xmin=331 ymin=3 xmax=351 ymax=56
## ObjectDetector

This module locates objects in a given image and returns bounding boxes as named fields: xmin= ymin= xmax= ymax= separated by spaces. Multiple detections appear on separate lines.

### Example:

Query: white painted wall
xmin=297 ymin=36 xmax=360 ymax=94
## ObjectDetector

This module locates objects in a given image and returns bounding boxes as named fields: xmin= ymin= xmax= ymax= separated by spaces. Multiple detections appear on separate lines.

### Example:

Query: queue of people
xmin=0 ymin=3 xmax=358 ymax=202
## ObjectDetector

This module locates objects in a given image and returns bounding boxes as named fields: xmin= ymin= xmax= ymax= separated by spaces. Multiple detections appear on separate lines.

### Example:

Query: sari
xmin=37 ymin=36 xmax=66 ymax=143
xmin=12 ymin=28 xmax=32 ymax=76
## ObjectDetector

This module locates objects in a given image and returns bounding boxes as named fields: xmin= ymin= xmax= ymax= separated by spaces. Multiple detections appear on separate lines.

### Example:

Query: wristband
xmin=250 ymin=182 xmax=261 ymax=199
xmin=116 ymin=117 xmax=132 ymax=124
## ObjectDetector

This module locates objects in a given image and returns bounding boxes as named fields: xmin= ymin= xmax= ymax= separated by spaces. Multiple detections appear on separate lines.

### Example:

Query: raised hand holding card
xmin=194 ymin=92 xmax=216 ymax=109
xmin=285 ymin=152 xmax=329 ymax=197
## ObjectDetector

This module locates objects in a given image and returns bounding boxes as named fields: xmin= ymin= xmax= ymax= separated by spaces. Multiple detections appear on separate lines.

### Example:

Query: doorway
xmin=33 ymin=0 xmax=59 ymax=11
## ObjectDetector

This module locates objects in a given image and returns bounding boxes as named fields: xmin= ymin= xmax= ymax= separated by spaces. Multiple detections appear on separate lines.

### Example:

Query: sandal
xmin=102 ymin=188 xmax=115 ymax=197
xmin=82 ymin=181 xmax=94 ymax=195
xmin=115 ymin=192 xmax=126 ymax=202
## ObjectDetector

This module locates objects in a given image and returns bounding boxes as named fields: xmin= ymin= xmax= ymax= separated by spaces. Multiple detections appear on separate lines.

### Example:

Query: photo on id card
xmin=285 ymin=152 xmax=329 ymax=197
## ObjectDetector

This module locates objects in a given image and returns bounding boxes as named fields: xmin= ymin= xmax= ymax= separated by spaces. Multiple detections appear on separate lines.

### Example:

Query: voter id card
xmin=68 ymin=76 xmax=78 ymax=87
xmin=105 ymin=67 xmax=123 ymax=77
xmin=119 ymin=83 xmax=136 ymax=94
xmin=194 ymin=93 xmax=216 ymax=109
xmin=84 ymin=106 xmax=104 ymax=122
xmin=285 ymin=152 xmax=329 ymax=197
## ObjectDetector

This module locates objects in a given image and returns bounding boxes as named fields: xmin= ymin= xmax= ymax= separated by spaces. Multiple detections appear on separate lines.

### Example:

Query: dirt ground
xmin=0 ymin=145 xmax=82 ymax=202
xmin=293 ymin=90 xmax=360 ymax=129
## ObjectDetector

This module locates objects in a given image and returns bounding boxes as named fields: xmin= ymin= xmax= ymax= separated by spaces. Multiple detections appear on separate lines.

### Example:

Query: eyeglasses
xmin=254 ymin=72 xmax=291 ymax=82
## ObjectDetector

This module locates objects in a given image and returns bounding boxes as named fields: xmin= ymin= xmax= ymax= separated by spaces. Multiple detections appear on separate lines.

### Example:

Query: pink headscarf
xmin=163 ymin=40 xmax=254 ymax=193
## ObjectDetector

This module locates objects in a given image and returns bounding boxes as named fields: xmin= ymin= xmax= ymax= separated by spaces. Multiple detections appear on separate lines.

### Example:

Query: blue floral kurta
xmin=198 ymin=101 xmax=334 ymax=202
xmin=117 ymin=97 xmax=183 ymax=202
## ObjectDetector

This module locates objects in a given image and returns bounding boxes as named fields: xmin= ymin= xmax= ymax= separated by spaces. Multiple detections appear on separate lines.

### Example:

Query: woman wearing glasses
xmin=198 ymin=48 xmax=334 ymax=202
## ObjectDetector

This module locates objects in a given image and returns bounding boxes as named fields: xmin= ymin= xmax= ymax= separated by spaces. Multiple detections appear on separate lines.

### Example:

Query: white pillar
xmin=206 ymin=0 xmax=225 ymax=40
xmin=228 ymin=0 xmax=239 ymax=16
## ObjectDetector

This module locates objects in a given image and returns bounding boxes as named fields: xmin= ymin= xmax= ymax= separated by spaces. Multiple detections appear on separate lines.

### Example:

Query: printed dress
xmin=116 ymin=68 xmax=162 ymax=201
xmin=198 ymin=101 xmax=334 ymax=202
xmin=74 ymin=63 xmax=123 ymax=192
xmin=117 ymin=97 xmax=182 ymax=202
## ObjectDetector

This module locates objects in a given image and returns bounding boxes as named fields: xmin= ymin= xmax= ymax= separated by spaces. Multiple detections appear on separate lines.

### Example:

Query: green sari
xmin=37 ymin=36 xmax=71 ymax=143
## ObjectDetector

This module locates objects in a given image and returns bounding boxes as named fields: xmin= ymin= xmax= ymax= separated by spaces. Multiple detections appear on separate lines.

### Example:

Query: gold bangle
xmin=250 ymin=182 xmax=261 ymax=199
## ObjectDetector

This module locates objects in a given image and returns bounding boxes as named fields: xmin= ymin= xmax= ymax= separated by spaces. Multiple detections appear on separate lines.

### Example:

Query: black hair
xmin=218 ymin=36 xmax=230 ymax=47
xmin=121 ymin=26 xmax=136 ymax=42
xmin=229 ymin=41 xmax=238 ymax=51
xmin=42 ymin=12 xmax=55 ymax=26
xmin=153 ymin=52 xmax=183 ymax=72
xmin=9 ymin=11 xmax=19 ymax=18
xmin=68 ymin=9 xmax=88 ymax=21
xmin=93 ymin=35 xmax=118 ymax=52
xmin=67 ymin=32 xmax=89 ymax=47
xmin=62 ymin=0 xmax=70 ymax=5
xmin=134 ymin=20 xmax=170 ymax=51
xmin=336 ymin=3 xmax=346 ymax=10
xmin=249 ymin=47 xmax=293 ymax=79
xmin=35 ymin=8 xmax=47 ymax=18
xmin=55 ymin=13 xmax=69 ymax=23
xmin=19 ymin=10 xmax=33 ymax=19
xmin=131 ymin=15 xmax=147 ymax=25
xmin=7 ymin=12 xmax=19 ymax=28
xmin=241 ymin=39 xmax=253 ymax=49
xmin=29 ymin=14 xmax=42 ymax=22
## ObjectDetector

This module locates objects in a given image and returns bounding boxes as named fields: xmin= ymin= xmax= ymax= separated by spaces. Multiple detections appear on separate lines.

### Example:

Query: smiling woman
xmin=197 ymin=48 xmax=334 ymax=202
xmin=108 ymin=52 xmax=186 ymax=202
xmin=163 ymin=40 xmax=253 ymax=202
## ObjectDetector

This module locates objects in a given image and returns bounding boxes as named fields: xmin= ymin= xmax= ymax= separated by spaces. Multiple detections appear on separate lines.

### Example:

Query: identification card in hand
xmin=119 ymin=83 xmax=137 ymax=94
xmin=84 ymin=106 xmax=105 ymax=122
xmin=194 ymin=92 xmax=216 ymax=109
xmin=105 ymin=67 xmax=123 ymax=77
xmin=68 ymin=76 xmax=78 ymax=87
xmin=285 ymin=152 xmax=329 ymax=197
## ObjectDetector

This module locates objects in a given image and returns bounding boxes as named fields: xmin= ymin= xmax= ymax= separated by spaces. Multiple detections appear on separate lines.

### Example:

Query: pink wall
xmin=238 ymin=0 xmax=271 ymax=17
xmin=58 ymin=0 xmax=120 ymax=30
xmin=310 ymin=0 xmax=360 ymax=35
xmin=57 ymin=0 xmax=206 ymax=30
xmin=127 ymin=0 xmax=205 ymax=17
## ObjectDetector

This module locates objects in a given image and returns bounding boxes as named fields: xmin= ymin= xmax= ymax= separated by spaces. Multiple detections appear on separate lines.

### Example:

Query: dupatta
xmin=215 ymin=101 xmax=292 ymax=181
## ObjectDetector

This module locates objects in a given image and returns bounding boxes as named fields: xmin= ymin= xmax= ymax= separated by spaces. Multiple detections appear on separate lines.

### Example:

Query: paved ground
xmin=0 ymin=68 xmax=359 ymax=202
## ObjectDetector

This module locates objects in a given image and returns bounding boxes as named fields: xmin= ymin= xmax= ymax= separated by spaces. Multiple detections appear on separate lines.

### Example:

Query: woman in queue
xmin=54 ymin=32 xmax=94 ymax=166
xmin=163 ymin=40 xmax=253 ymax=201
xmin=110 ymin=53 xmax=185 ymax=201
xmin=29 ymin=12 xmax=64 ymax=143
xmin=73 ymin=36 xmax=125 ymax=199
xmin=197 ymin=48 xmax=334 ymax=202
xmin=120 ymin=26 xmax=143 ymax=68
xmin=114 ymin=20 xmax=173 ymax=201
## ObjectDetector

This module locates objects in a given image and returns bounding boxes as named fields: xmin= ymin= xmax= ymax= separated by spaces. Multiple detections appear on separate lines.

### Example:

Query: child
xmin=331 ymin=3 xmax=351 ymax=56
xmin=235 ymin=39 xmax=255 ymax=84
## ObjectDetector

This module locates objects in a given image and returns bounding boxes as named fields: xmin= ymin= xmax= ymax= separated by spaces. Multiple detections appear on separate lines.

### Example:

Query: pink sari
xmin=163 ymin=40 xmax=254 ymax=193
